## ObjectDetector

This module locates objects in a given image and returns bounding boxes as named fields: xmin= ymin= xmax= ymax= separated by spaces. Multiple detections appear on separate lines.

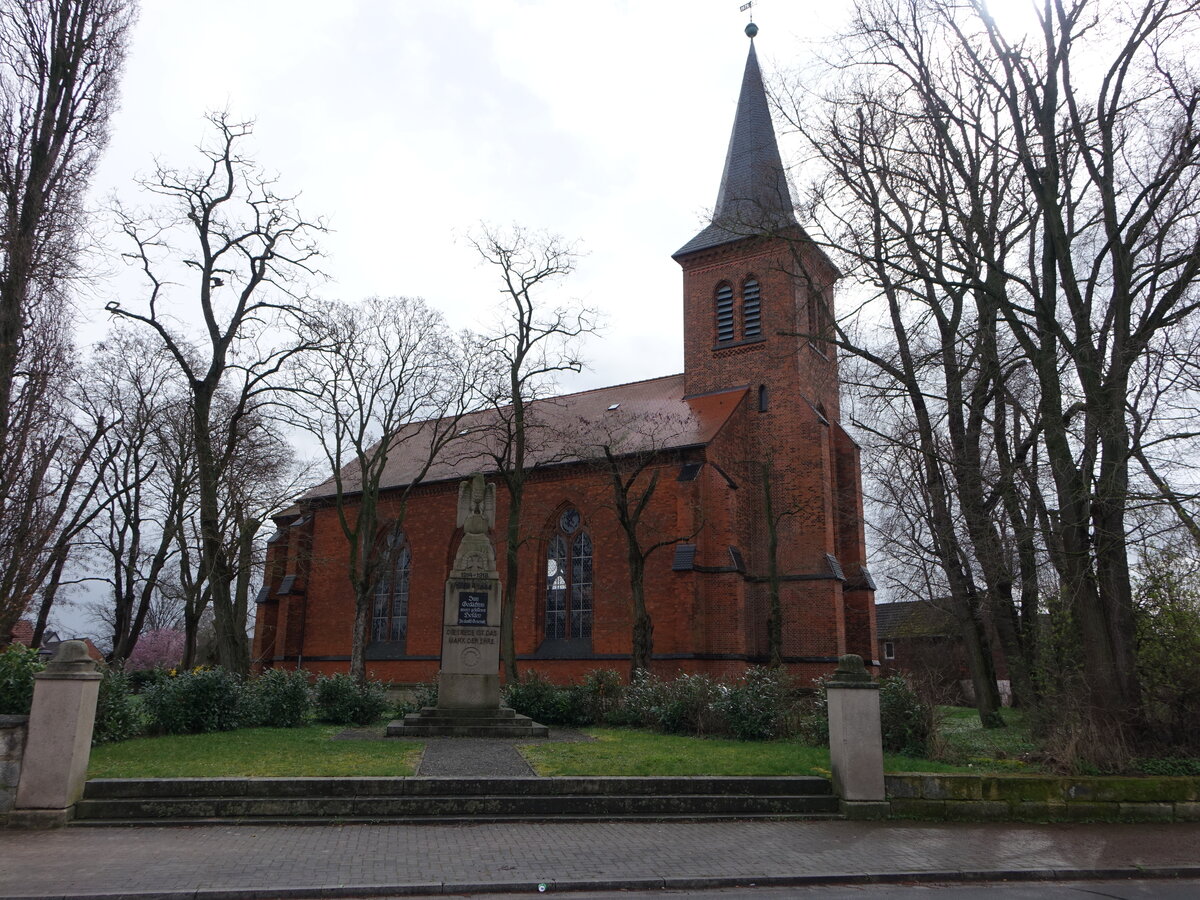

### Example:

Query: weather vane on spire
xmin=740 ymin=1 xmax=758 ymax=38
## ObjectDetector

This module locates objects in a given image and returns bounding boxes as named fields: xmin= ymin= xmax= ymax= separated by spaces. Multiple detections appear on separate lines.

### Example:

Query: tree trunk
xmin=501 ymin=484 xmax=522 ymax=683
xmin=628 ymin=550 xmax=652 ymax=677
xmin=762 ymin=463 xmax=782 ymax=669
xmin=193 ymin=387 xmax=248 ymax=674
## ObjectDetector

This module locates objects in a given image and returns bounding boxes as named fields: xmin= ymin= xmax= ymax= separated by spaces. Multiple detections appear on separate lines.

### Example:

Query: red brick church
xmin=252 ymin=28 xmax=877 ymax=684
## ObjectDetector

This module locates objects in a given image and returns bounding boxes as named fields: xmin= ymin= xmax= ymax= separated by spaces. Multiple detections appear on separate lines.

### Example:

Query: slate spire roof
xmin=674 ymin=28 xmax=798 ymax=258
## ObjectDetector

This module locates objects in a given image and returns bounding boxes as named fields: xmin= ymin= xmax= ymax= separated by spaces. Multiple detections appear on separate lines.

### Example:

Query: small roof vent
xmin=607 ymin=402 xmax=621 ymax=411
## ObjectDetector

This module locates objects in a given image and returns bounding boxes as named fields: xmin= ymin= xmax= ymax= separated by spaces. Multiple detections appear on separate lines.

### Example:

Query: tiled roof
xmin=301 ymin=374 xmax=747 ymax=501
xmin=674 ymin=39 xmax=798 ymax=259
xmin=9 ymin=618 xmax=34 ymax=646
xmin=875 ymin=600 xmax=957 ymax=638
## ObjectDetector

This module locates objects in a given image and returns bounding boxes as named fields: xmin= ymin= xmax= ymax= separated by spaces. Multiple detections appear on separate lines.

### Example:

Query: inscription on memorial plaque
xmin=457 ymin=592 xmax=488 ymax=626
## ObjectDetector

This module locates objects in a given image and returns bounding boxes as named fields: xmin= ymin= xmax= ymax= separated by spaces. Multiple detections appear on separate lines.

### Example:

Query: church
xmin=251 ymin=25 xmax=878 ymax=685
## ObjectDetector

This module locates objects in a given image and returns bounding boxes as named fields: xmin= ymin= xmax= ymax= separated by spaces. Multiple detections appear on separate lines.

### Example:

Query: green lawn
xmin=85 ymin=709 xmax=1040 ymax=780
xmin=937 ymin=705 xmax=1038 ymax=769
xmin=88 ymin=726 xmax=422 ymax=778
xmin=517 ymin=728 xmax=985 ymax=776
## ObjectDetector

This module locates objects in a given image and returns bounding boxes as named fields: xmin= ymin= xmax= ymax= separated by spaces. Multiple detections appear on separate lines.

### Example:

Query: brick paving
xmin=1 ymin=820 xmax=1199 ymax=898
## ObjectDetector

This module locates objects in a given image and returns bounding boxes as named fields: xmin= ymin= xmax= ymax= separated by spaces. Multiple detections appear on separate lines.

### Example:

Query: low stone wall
xmin=886 ymin=773 xmax=1200 ymax=822
xmin=0 ymin=715 xmax=29 ymax=822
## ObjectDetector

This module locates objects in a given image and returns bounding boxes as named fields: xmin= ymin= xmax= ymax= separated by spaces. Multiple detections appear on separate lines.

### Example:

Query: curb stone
xmin=4 ymin=866 xmax=1200 ymax=899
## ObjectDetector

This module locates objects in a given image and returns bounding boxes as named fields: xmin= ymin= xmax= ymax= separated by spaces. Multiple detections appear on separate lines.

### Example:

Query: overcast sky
xmin=81 ymin=0 xmax=860 ymax=394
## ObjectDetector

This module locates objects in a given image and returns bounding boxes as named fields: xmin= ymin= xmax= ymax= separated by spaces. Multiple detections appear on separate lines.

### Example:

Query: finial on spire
xmin=740 ymin=2 xmax=757 ymax=38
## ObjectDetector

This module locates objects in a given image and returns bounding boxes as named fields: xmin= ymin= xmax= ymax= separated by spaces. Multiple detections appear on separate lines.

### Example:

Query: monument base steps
xmin=70 ymin=776 xmax=840 ymax=826
xmin=385 ymin=706 xmax=549 ymax=739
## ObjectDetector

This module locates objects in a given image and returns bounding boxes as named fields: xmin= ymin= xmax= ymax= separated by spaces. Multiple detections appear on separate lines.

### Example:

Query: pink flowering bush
xmin=125 ymin=629 xmax=185 ymax=672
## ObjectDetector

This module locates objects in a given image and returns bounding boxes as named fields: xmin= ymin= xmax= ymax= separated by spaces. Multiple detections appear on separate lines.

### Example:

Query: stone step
xmin=72 ymin=811 xmax=844 ymax=827
xmin=83 ymin=776 xmax=834 ymax=800
xmin=73 ymin=793 xmax=841 ymax=821
xmin=397 ymin=713 xmax=537 ymax=727
xmin=406 ymin=706 xmax=519 ymax=720
xmin=387 ymin=723 xmax=550 ymax=738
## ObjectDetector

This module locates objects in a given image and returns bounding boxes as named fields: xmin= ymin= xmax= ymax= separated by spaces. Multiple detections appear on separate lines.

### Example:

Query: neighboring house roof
xmin=40 ymin=637 xmax=104 ymax=661
xmin=9 ymin=619 xmax=34 ymax=646
xmin=875 ymin=600 xmax=958 ymax=639
xmin=9 ymin=620 xmax=104 ymax=662
xmin=301 ymin=373 xmax=748 ymax=501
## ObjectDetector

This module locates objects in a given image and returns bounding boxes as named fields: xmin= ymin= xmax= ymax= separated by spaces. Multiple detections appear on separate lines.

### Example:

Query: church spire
xmin=674 ymin=24 xmax=798 ymax=258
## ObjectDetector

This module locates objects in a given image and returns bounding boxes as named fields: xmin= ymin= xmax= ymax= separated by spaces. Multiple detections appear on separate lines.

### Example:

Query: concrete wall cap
xmin=36 ymin=641 xmax=101 ymax=680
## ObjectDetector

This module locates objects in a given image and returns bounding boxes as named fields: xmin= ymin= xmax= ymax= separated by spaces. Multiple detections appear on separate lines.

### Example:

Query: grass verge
xmin=88 ymin=726 xmax=421 ymax=778
xmin=518 ymin=728 xmax=985 ymax=776
xmin=936 ymin=705 xmax=1038 ymax=770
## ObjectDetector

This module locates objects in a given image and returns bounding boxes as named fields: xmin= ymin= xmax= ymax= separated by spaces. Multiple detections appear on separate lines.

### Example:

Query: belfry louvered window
xmin=545 ymin=507 xmax=593 ymax=640
xmin=742 ymin=278 xmax=761 ymax=338
xmin=715 ymin=283 xmax=735 ymax=343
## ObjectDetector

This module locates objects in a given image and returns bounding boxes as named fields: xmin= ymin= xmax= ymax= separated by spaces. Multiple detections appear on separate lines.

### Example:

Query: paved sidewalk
xmin=2 ymin=819 xmax=1199 ymax=899
xmin=416 ymin=738 xmax=536 ymax=776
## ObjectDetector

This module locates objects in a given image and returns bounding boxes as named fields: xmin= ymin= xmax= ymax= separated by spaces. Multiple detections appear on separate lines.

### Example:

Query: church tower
xmin=674 ymin=23 xmax=876 ymax=670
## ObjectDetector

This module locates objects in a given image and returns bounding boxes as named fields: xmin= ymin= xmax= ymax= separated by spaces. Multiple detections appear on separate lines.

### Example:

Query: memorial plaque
xmin=457 ymin=591 xmax=489 ymax=626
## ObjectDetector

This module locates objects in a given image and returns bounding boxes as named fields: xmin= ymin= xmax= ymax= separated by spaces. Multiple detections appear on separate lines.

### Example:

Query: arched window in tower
xmin=742 ymin=277 xmax=761 ymax=339
xmin=715 ymin=283 xmax=735 ymax=344
xmin=371 ymin=530 xmax=410 ymax=643
xmin=545 ymin=507 xmax=593 ymax=641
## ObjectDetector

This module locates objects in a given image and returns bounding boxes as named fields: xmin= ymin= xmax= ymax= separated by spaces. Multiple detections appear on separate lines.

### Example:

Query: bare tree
xmin=785 ymin=0 xmax=1200 ymax=746
xmin=0 ymin=300 xmax=119 ymax=647
xmin=285 ymin=295 xmax=479 ymax=684
xmin=0 ymin=0 xmax=134 ymax=448
xmin=470 ymin=224 xmax=597 ymax=682
xmin=575 ymin=410 xmax=698 ymax=677
xmin=107 ymin=112 xmax=325 ymax=674
xmin=75 ymin=329 xmax=185 ymax=664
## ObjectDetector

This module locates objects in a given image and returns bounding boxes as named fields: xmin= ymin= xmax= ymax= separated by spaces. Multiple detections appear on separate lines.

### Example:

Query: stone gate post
xmin=10 ymin=641 xmax=101 ymax=828
xmin=826 ymin=653 xmax=888 ymax=819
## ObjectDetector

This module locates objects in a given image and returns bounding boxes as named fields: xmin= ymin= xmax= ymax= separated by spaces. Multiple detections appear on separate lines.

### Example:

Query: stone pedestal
xmin=11 ymin=641 xmax=100 ymax=828
xmin=826 ymin=653 xmax=888 ymax=819
xmin=438 ymin=576 xmax=502 ymax=709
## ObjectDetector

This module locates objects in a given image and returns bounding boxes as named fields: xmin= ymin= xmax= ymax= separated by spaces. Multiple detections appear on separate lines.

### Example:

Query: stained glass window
xmin=545 ymin=507 xmax=592 ymax=640
xmin=372 ymin=532 xmax=410 ymax=643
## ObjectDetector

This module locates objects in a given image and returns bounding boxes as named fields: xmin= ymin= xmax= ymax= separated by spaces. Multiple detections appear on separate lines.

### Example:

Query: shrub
xmin=0 ymin=644 xmax=44 ymax=715
xmin=580 ymin=669 xmax=624 ymax=724
xmin=142 ymin=667 xmax=244 ymax=734
xmin=619 ymin=671 xmax=726 ymax=735
xmin=719 ymin=666 xmax=792 ymax=741
xmin=93 ymin=669 xmax=144 ymax=744
xmin=504 ymin=672 xmax=592 ymax=727
xmin=244 ymin=668 xmax=312 ymax=728
xmin=314 ymin=673 xmax=388 ymax=726
xmin=126 ymin=667 xmax=171 ymax=694
xmin=878 ymin=674 xmax=932 ymax=756
xmin=393 ymin=681 xmax=438 ymax=718
xmin=1134 ymin=552 xmax=1200 ymax=751
xmin=798 ymin=674 xmax=932 ymax=756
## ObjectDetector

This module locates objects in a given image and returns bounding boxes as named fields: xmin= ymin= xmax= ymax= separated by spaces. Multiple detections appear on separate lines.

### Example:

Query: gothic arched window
xmin=715 ymin=282 xmax=735 ymax=344
xmin=742 ymin=277 xmax=761 ymax=338
xmin=545 ymin=507 xmax=593 ymax=641
xmin=372 ymin=531 xmax=410 ymax=642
